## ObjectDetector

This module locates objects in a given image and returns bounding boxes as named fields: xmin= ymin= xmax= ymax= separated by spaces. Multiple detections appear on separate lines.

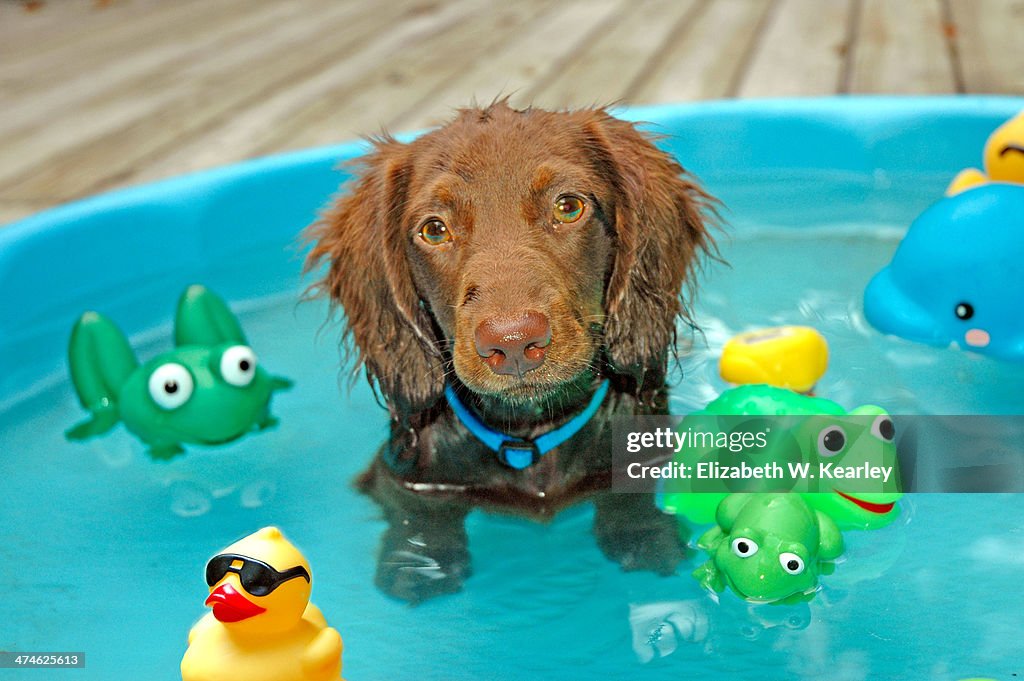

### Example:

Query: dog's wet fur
xmin=307 ymin=101 xmax=715 ymax=602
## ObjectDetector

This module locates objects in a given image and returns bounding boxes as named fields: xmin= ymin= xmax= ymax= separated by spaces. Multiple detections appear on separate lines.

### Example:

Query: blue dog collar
xmin=444 ymin=380 xmax=611 ymax=470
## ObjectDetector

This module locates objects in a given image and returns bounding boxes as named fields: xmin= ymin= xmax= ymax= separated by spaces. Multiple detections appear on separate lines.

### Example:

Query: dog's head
xmin=307 ymin=102 xmax=714 ymax=414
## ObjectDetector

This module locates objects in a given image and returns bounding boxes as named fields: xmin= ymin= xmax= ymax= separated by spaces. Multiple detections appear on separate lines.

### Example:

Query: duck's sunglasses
xmin=206 ymin=553 xmax=311 ymax=597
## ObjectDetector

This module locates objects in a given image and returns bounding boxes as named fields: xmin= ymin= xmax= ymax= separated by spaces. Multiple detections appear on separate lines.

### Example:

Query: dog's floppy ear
xmin=581 ymin=111 xmax=715 ymax=388
xmin=305 ymin=136 xmax=445 ymax=413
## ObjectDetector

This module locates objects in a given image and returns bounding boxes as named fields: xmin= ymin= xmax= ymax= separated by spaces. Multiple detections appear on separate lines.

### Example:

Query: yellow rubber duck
xmin=718 ymin=326 xmax=828 ymax=393
xmin=947 ymin=110 xmax=1024 ymax=195
xmin=181 ymin=527 xmax=344 ymax=681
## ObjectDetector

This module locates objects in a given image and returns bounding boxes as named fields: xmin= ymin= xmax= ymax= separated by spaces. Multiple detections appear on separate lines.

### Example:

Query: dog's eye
xmin=553 ymin=195 xmax=585 ymax=224
xmin=419 ymin=219 xmax=451 ymax=245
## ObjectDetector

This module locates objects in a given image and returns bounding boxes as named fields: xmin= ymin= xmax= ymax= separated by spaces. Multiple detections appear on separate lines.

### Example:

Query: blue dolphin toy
xmin=864 ymin=183 xmax=1024 ymax=362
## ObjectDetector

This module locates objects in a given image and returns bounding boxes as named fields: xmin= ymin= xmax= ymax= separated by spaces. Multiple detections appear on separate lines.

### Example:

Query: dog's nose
xmin=474 ymin=311 xmax=551 ymax=376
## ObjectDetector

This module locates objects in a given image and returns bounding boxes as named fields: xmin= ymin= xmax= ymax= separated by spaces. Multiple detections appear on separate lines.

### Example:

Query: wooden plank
xmin=0 ymin=1 xmax=107 ymax=45
xmin=626 ymin=0 xmax=774 ymax=103
xmin=529 ymin=0 xmax=700 ymax=110
xmin=0 ymin=1 xmax=352 ymax=189
xmin=0 ymin=0 xmax=231 ymax=83
xmin=0 ymin=0 xmax=400 ymax=199
xmin=848 ymin=0 xmax=956 ymax=93
xmin=273 ymin=0 xmax=558 ymax=150
xmin=948 ymin=0 xmax=1024 ymax=94
xmin=301 ymin=0 xmax=555 ymax=145
xmin=1 ymin=0 xmax=993 ymax=222
xmin=392 ymin=0 xmax=627 ymax=132
xmin=0 ymin=0 xmax=297 ymax=137
xmin=738 ymin=0 xmax=852 ymax=97
xmin=0 ymin=0 xmax=164 ymax=58
xmin=0 ymin=200 xmax=47 ymax=227
xmin=128 ymin=0 xmax=552 ymax=183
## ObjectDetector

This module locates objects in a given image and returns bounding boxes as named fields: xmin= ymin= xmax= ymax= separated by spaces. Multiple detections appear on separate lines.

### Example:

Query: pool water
xmin=2 ymin=100 xmax=1023 ymax=680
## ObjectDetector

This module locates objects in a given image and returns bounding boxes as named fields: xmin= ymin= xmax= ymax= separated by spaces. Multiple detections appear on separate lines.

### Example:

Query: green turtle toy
xmin=694 ymin=493 xmax=844 ymax=605
xmin=66 ymin=285 xmax=292 ymax=460
xmin=661 ymin=384 xmax=903 ymax=531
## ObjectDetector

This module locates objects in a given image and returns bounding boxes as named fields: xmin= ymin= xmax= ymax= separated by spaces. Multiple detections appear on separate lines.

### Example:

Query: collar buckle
xmin=497 ymin=440 xmax=540 ymax=470
xmin=444 ymin=379 xmax=610 ymax=471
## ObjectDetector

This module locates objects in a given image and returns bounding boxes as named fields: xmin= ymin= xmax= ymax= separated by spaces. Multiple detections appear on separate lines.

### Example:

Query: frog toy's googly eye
xmin=817 ymin=425 xmax=846 ymax=457
xmin=731 ymin=537 xmax=758 ymax=558
xmin=779 ymin=552 xmax=805 ymax=575
xmin=871 ymin=414 xmax=895 ymax=442
xmin=220 ymin=346 xmax=258 ymax=387
xmin=148 ymin=363 xmax=194 ymax=410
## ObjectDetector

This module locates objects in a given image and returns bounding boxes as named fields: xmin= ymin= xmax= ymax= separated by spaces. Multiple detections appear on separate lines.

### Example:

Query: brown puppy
xmin=307 ymin=101 xmax=714 ymax=602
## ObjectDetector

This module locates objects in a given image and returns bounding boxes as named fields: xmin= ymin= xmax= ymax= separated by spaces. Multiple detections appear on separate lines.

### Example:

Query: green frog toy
xmin=694 ymin=493 xmax=844 ymax=605
xmin=66 ymin=285 xmax=292 ymax=460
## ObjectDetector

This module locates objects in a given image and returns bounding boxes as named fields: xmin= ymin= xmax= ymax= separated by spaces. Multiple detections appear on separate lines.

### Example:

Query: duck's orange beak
xmin=205 ymin=582 xmax=266 ymax=623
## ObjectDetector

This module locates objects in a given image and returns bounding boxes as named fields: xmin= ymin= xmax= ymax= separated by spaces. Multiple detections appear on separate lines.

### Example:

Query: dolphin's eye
xmin=779 ymin=552 xmax=805 ymax=575
xmin=148 ymin=363 xmax=194 ymax=410
xmin=220 ymin=346 xmax=258 ymax=387
xmin=955 ymin=302 xmax=974 ymax=320
xmin=817 ymin=426 xmax=846 ymax=457
xmin=731 ymin=537 xmax=758 ymax=558
xmin=871 ymin=414 xmax=895 ymax=442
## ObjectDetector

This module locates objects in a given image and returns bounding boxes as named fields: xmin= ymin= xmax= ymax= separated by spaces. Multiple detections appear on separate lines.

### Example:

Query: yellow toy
xmin=947 ymin=110 xmax=1024 ymax=195
xmin=718 ymin=326 xmax=828 ymax=394
xmin=181 ymin=527 xmax=344 ymax=681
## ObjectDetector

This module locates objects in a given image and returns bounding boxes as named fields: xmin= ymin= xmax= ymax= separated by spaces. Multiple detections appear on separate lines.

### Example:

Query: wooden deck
xmin=1 ymin=0 xmax=1022 ymax=225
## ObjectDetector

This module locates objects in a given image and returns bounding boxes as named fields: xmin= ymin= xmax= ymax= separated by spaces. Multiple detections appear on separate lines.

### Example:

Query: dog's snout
xmin=474 ymin=311 xmax=551 ymax=376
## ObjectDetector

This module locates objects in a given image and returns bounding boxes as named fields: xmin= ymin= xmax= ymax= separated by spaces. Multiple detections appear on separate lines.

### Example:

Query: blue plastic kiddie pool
xmin=2 ymin=98 xmax=1023 ymax=680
